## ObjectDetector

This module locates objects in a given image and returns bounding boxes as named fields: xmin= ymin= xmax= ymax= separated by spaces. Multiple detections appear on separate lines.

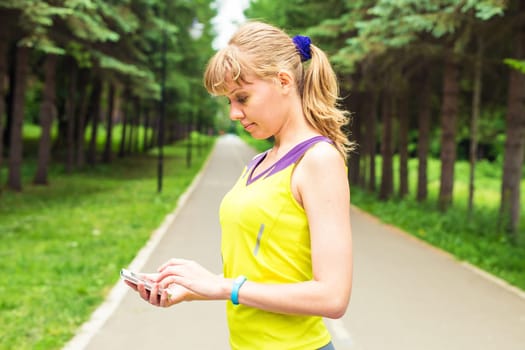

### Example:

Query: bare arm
xmin=230 ymin=142 xmax=353 ymax=318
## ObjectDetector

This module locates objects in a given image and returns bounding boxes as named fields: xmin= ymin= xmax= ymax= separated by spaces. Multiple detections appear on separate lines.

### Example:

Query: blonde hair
xmin=204 ymin=21 xmax=354 ymax=157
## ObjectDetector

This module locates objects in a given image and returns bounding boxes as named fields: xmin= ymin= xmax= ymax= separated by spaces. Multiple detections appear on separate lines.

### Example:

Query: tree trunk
xmin=468 ymin=37 xmax=483 ymax=215
xmin=128 ymin=100 xmax=136 ymax=154
xmin=87 ymin=78 xmax=102 ymax=165
xmin=438 ymin=52 xmax=459 ymax=211
xmin=118 ymin=92 xmax=128 ymax=158
xmin=500 ymin=16 xmax=525 ymax=242
xmin=398 ymin=94 xmax=409 ymax=198
xmin=149 ymin=108 xmax=157 ymax=150
xmin=143 ymin=106 xmax=150 ymax=152
xmin=103 ymin=83 xmax=116 ymax=163
xmin=417 ymin=72 xmax=432 ymax=202
xmin=127 ymin=102 xmax=134 ymax=155
xmin=0 ymin=9 xmax=17 ymax=186
xmin=132 ymin=99 xmax=141 ymax=154
xmin=33 ymin=54 xmax=57 ymax=185
xmin=358 ymin=92 xmax=370 ymax=187
xmin=75 ymin=70 xmax=91 ymax=168
xmin=0 ymin=32 xmax=9 ymax=185
xmin=367 ymin=92 xmax=378 ymax=192
xmin=7 ymin=45 xmax=29 ymax=191
xmin=379 ymin=92 xmax=394 ymax=200
xmin=64 ymin=61 xmax=77 ymax=173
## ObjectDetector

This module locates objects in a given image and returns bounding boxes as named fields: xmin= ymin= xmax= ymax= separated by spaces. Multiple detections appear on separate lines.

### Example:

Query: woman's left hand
xmin=156 ymin=258 xmax=228 ymax=300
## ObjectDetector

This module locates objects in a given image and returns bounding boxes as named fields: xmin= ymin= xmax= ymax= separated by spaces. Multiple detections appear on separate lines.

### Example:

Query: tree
xmin=416 ymin=70 xmax=433 ymax=202
xmin=86 ymin=77 xmax=102 ymax=165
xmin=102 ymin=82 xmax=117 ymax=163
xmin=379 ymin=90 xmax=394 ymax=200
xmin=366 ymin=91 xmax=378 ymax=192
xmin=0 ymin=9 xmax=14 ymax=188
xmin=7 ymin=45 xmax=29 ymax=191
xmin=468 ymin=37 xmax=483 ymax=214
xmin=0 ymin=0 xmax=218 ymax=194
xmin=33 ymin=54 xmax=57 ymax=185
xmin=398 ymin=93 xmax=409 ymax=198
xmin=329 ymin=0 xmax=506 ymax=208
xmin=64 ymin=59 xmax=78 ymax=173
xmin=500 ymin=0 xmax=525 ymax=241
xmin=438 ymin=51 xmax=459 ymax=211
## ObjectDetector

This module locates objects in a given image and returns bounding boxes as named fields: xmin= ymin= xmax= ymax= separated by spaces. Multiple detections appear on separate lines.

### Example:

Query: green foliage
xmin=246 ymin=0 xmax=347 ymax=32
xmin=2 ymin=0 xmax=218 ymax=111
xmin=96 ymin=52 xmax=150 ymax=79
xmin=462 ymin=0 xmax=506 ymax=20
xmin=0 ymin=135 xmax=216 ymax=350
xmin=504 ymin=58 xmax=525 ymax=74
xmin=64 ymin=1 xmax=121 ymax=42
xmin=324 ymin=0 xmax=508 ymax=72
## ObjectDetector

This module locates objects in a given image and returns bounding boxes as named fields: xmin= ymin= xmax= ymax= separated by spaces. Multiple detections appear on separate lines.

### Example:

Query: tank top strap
xmin=245 ymin=136 xmax=333 ymax=185
xmin=242 ymin=152 xmax=267 ymax=180
xmin=268 ymin=135 xmax=333 ymax=176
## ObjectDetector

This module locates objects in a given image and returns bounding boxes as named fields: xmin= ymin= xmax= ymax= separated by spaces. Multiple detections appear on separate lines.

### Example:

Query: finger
xmin=159 ymin=289 xmax=170 ymax=307
xmin=158 ymin=276 xmax=181 ymax=289
xmin=137 ymin=283 xmax=150 ymax=301
xmin=141 ymin=273 xmax=159 ymax=282
xmin=124 ymin=280 xmax=138 ymax=291
xmin=157 ymin=258 xmax=190 ymax=272
xmin=156 ymin=266 xmax=186 ymax=282
xmin=149 ymin=283 xmax=161 ymax=306
xmin=164 ymin=285 xmax=187 ymax=305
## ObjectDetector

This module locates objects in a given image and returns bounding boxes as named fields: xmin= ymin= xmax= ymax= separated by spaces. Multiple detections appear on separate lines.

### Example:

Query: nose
xmin=229 ymin=102 xmax=244 ymax=121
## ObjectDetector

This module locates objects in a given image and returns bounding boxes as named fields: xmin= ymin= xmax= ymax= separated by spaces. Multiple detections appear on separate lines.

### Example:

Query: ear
xmin=276 ymin=70 xmax=294 ymax=94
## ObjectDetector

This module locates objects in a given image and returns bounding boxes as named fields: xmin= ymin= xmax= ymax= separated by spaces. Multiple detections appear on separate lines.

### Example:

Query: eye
xmin=236 ymin=95 xmax=248 ymax=104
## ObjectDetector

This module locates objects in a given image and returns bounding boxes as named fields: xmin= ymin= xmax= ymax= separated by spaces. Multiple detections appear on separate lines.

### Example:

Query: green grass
xmin=352 ymin=156 xmax=525 ymax=291
xmin=0 ymin=133 xmax=215 ymax=350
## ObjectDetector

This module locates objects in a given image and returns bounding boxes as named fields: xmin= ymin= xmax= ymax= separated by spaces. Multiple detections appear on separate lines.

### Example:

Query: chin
xmin=251 ymin=133 xmax=273 ymax=140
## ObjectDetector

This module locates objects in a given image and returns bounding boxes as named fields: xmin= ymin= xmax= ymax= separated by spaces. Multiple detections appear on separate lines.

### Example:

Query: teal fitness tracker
xmin=231 ymin=275 xmax=247 ymax=305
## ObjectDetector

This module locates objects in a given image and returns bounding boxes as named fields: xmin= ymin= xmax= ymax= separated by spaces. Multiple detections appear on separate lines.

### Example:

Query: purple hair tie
xmin=292 ymin=35 xmax=312 ymax=62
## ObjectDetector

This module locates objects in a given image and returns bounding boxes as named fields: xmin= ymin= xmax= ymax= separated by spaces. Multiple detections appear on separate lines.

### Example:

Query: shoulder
xmin=300 ymin=140 xmax=346 ymax=170
xmin=292 ymin=139 xmax=349 ymax=209
xmin=293 ymin=139 xmax=348 ymax=191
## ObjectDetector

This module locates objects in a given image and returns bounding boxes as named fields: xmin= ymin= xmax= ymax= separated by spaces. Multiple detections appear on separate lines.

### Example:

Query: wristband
xmin=231 ymin=275 xmax=247 ymax=305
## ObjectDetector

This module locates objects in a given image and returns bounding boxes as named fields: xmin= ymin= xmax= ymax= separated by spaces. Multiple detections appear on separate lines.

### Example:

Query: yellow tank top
xmin=219 ymin=136 xmax=332 ymax=350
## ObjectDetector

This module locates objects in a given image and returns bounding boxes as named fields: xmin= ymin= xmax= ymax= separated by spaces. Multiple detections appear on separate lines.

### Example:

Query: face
xmin=225 ymin=74 xmax=289 ymax=140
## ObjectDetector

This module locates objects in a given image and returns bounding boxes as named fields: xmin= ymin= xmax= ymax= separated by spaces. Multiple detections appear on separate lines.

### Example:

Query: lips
xmin=242 ymin=122 xmax=256 ymax=131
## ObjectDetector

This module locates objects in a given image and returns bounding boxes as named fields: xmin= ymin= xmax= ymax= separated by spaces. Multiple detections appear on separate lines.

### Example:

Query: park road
xmin=64 ymin=134 xmax=525 ymax=350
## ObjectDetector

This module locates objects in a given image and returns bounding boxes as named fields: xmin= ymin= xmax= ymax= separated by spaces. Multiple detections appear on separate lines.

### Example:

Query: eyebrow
xmin=226 ymin=87 xmax=245 ymax=98
xmin=225 ymin=78 xmax=255 ymax=97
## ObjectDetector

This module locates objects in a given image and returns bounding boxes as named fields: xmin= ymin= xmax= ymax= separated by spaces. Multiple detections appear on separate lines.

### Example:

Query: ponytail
xmin=301 ymin=45 xmax=354 ymax=157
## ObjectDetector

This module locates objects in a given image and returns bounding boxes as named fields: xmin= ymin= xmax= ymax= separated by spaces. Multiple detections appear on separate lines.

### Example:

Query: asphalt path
xmin=63 ymin=134 xmax=525 ymax=350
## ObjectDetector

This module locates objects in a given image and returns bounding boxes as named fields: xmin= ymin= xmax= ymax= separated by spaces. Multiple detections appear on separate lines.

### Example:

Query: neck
xmin=273 ymin=109 xmax=318 ymax=155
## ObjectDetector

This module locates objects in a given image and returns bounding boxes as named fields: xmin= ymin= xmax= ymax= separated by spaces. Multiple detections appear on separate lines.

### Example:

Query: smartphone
xmin=120 ymin=268 xmax=163 ymax=295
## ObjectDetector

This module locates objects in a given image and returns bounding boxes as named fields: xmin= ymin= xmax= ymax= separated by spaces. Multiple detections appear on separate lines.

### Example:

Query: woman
xmin=128 ymin=21 xmax=354 ymax=350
